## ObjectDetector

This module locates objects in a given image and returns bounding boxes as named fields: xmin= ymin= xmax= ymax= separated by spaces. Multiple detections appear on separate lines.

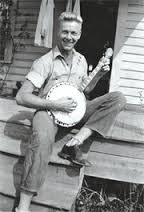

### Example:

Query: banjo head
xmin=46 ymin=82 xmax=86 ymax=127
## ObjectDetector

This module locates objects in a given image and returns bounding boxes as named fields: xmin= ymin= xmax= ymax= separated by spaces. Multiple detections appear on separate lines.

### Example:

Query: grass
xmin=75 ymin=176 xmax=144 ymax=212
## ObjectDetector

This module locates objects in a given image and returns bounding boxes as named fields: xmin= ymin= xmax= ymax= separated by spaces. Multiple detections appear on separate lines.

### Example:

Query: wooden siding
xmin=2 ymin=0 xmax=67 ymax=94
xmin=3 ymin=0 xmax=48 ymax=93
xmin=110 ymin=0 xmax=144 ymax=105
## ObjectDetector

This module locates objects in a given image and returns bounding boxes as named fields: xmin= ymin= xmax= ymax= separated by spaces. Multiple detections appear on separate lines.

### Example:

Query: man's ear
xmin=78 ymin=31 xmax=82 ymax=40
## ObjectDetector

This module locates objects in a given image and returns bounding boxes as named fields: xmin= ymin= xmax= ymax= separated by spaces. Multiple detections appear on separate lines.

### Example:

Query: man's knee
xmin=33 ymin=110 xmax=57 ymax=131
xmin=33 ymin=110 xmax=48 ymax=124
xmin=111 ymin=91 xmax=126 ymax=108
xmin=31 ymin=110 xmax=57 ymax=147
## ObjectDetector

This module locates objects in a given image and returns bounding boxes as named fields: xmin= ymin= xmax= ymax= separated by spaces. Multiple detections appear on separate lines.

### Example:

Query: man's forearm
xmin=16 ymin=92 xmax=54 ymax=110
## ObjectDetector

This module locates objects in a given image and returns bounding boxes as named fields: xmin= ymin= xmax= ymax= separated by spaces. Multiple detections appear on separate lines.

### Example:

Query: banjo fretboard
xmin=80 ymin=48 xmax=113 ymax=93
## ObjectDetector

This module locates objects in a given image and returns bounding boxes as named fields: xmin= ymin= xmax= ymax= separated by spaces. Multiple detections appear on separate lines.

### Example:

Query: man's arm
xmin=16 ymin=80 xmax=54 ymax=110
xmin=16 ymin=80 xmax=77 ymax=112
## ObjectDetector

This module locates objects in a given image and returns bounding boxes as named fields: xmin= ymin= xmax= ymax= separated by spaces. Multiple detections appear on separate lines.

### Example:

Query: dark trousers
xmin=20 ymin=91 xmax=126 ymax=195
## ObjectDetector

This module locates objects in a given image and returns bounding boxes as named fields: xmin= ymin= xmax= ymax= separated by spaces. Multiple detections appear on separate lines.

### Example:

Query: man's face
xmin=57 ymin=21 xmax=81 ymax=52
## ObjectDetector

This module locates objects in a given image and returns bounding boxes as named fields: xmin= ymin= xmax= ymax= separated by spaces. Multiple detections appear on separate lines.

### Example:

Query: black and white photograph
xmin=0 ymin=0 xmax=144 ymax=211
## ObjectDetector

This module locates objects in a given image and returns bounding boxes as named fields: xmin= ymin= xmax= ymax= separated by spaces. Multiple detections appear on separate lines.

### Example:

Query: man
xmin=15 ymin=12 xmax=126 ymax=212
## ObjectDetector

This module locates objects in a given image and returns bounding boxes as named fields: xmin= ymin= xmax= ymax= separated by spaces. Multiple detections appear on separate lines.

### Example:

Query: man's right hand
xmin=51 ymin=97 xmax=77 ymax=113
xmin=16 ymin=80 xmax=77 ymax=112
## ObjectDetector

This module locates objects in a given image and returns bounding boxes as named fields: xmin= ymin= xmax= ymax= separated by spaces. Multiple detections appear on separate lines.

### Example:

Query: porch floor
xmin=0 ymin=97 xmax=144 ymax=211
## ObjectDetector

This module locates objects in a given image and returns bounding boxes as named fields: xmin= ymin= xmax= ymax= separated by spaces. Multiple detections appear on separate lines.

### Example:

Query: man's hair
xmin=58 ymin=12 xmax=83 ymax=25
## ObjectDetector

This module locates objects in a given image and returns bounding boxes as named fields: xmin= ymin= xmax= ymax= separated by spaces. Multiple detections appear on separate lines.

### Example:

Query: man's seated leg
xmin=58 ymin=127 xmax=92 ymax=167
xmin=15 ymin=192 xmax=32 ymax=212
xmin=58 ymin=91 xmax=126 ymax=167
xmin=16 ymin=110 xmax=58 ymax=212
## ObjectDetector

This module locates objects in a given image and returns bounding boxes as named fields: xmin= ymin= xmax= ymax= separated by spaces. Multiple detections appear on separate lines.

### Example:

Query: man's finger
xmin=103 ymin=65 xmax=110 ymax=71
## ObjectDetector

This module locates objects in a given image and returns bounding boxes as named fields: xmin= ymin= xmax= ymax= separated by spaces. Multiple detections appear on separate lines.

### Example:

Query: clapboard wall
xmin=4 ymin=0 xmax=45 ymax=92
xmin=4 ymin=0 xmax=66 ymax=94
xmin=110 ymin=0 xmax=144 ymax=105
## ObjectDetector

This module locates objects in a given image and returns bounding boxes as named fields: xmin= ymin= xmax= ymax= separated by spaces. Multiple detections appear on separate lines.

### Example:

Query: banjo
xmin=46 ymin=48 xmax=113 ymax=127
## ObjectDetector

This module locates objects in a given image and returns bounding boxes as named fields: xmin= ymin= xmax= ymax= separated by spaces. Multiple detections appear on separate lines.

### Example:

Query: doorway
xmin=76 ymin=1 xmax=119 ymax=98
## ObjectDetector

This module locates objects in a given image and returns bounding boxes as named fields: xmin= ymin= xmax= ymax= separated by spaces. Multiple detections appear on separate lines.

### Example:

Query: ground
xmin=75 ymin=177 xmax=144 ymax=212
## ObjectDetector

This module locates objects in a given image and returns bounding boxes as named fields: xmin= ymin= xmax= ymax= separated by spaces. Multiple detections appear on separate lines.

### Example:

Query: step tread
xmin=0 ymin=153 xmax=83 ymax=210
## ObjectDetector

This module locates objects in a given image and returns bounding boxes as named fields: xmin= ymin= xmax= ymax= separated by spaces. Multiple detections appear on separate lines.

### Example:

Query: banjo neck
xmin=80 ymin=48 xmax=113 ymax=93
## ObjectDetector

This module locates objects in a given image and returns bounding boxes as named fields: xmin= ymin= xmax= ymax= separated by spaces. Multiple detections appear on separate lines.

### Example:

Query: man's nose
xmin=66 ymin=32 xmax=72 ymax=40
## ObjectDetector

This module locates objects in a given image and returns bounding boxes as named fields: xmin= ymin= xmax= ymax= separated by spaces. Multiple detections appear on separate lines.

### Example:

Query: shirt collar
xmin=53 ymin=46 xmax=76 ymax=59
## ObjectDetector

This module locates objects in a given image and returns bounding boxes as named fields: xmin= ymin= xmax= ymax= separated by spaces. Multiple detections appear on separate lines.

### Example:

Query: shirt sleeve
xmin=26 ymin=58 xmax=50 ymax=88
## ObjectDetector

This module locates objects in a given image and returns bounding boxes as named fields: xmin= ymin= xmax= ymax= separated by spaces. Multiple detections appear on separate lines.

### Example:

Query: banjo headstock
xmin=83 ymin=47 xmax=113 ymax=94
xmin=99 ymin=48 xmax=113 ymax=67
xmin=104 ymin=48 xmax=113 ymax=58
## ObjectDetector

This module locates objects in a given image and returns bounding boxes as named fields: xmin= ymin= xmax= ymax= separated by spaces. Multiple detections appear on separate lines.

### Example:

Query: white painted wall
xmin=110 ymin=0 xmax=144 ymax=105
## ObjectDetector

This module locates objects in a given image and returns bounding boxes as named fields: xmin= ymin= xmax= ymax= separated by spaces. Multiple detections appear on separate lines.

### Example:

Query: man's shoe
xmin=71 ymin=145 xmax=92 ymax=167
xmin=58 ymin=144 xmax=76 ymax=161
xmin=58 ymin=144 xmax=92 ymax=167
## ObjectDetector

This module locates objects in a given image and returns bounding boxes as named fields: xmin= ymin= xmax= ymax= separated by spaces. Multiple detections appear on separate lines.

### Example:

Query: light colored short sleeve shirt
xmin=26 ymin=46 xmax=88 ymax=96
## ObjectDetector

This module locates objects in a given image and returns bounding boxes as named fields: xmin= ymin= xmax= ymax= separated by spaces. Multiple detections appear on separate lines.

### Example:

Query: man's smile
xmin=63 ymin=40 xmax=74 ymax=45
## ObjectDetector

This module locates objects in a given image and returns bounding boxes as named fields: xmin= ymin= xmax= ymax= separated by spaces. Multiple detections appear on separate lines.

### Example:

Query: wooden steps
xmin=0 ymin=153 xmax=81 ymax=211
xmin=0 ymin=98 xmax=84 ymax=211
xmin=106 ymin=105 xmax=144 ymax=143
xmin=1 ymin=98 xmax=144 ymax=143
xmin=85 ymin=138 xmax=144 ymax=184
xmin=1 ymin=97 xmax=144 ymax=211
xmin=0 ymin=193 xmax=63 ymax=212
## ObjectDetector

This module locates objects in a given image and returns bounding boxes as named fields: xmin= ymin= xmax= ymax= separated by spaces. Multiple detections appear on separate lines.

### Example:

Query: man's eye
xmin=62 ymin=31 xmax=68 ymax=34
xmin=72 ymin=32 xmax=78 ymax=36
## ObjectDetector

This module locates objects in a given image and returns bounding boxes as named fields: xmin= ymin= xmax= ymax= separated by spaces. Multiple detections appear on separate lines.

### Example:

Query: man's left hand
xmin=102 ymin=64 xmax=110 ymax=72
